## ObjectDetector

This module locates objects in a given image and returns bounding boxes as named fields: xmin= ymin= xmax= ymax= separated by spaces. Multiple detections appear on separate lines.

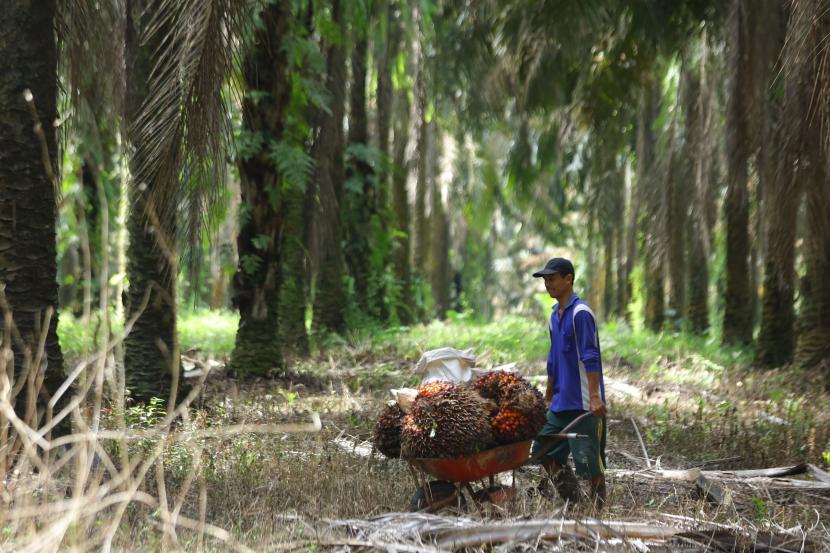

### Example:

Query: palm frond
xmin=56 ymin=1 xmax=127 ymax=149
xmin=129 ymin=0 xmax=247 ymax=271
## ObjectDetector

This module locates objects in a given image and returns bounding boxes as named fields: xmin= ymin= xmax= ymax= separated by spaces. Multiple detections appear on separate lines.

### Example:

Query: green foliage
xmin=602 ymin=318 xmax=751 ymax=384
xmin=126 ymin=396 xmax=167 ymax=428
xmin=269 ymin=140 xmax=314 ymax=193
xmin=375 ymin=314 xmax=548 ymax=364
xmin=751 ymin=496 xmax=769 ymax=522
xmin=58 ymin=313 xmax=125 ymax=356
xmin=235 ymin=129 xmax=266 ymax=161
xmin=178 ymin=309 xmax=238 ymax=356
xmin=240 ymin=254 xmax=263 ymax=275
xmin=251 ymin=234 xmax=271 ymax=251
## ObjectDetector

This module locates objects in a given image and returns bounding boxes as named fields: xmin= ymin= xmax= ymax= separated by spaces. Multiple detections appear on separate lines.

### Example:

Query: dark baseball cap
xmin=532 ymin=257 xmax=575 ymax=278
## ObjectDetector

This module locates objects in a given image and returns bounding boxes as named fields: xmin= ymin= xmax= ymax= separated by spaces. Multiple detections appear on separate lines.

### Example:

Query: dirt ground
xmin=136 ymin=353 xmax=830 ymax=551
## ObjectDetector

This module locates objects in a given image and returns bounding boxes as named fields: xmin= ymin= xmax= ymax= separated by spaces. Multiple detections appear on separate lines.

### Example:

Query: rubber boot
xmin=552 ymin=466 xmax=581 ymax=503
xmin=589 ymin=475 xmax=607 ymax=511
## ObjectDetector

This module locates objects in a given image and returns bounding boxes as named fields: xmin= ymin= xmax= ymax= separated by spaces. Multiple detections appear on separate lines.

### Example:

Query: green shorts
xmin=531 ymin=409 xmax=607 ymax=479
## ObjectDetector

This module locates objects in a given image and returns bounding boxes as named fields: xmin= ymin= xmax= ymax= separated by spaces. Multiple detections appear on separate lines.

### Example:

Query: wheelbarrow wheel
xmin=408 ymin=481 xmax=465 ymax=512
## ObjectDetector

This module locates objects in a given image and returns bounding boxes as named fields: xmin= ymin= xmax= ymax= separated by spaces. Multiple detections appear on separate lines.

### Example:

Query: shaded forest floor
xmin=17 ymin=314 xmax=830 ymax=550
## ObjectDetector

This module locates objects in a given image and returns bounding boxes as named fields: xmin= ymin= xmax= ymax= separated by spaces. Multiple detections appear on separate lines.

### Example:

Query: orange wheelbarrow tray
xmin=409 ymin=439 xmax=535 ymax=483
xmin=404 ymin=412 xmax=593 ymax=511
xmin=407 ymin=430 xmax=586 ymax=482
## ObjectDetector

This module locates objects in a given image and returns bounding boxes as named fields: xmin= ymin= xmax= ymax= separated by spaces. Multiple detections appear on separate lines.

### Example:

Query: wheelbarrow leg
xmin=407 ymin=463 xmax=432 ymax=506
xmin=463 ymin=483 xmax=485 ymax=514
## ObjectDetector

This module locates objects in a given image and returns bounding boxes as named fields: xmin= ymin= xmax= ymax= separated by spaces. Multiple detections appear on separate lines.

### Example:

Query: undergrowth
xmin=27 ymin=308 xmax=830 ymax=550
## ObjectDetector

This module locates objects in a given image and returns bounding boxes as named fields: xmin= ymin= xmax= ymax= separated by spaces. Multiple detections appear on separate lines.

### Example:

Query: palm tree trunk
xmin=638 ymin=77 xmax=663 ymax=331
xmin=371 ymin=3 xmax=397 ymax=323
xmin=391 ymin=39 xmax=413 ymax=324
xmin=666 ymin=148 xmax=685 ymax=327
xmin=124 ymin=0 xmax=178 ymax=402
xmin=0 ymin=0 xmax=65 ymax=422
xmin=376 ymin=6 xmax=394 ymax=213
xmin=311 ymin=0 xmax=348 ymax=337
xmin=344 ymin=33 xmax=374 ymax=315
xmin=722 ymin=0 xmax=754 ymax=345
xmin=230 ymin=2 xmax=291 ymax=375
xmin=684 ymin=37 xmax=718 ymax=336
xmin=794 ymin=128 xmax=830 ymax=367
xmin=615 ymin=221 xmax=626 ymax=318
xmin=756 ymin=7 xmax=808 ymax=367
xmin=602 ymin=229 xmax=615 ymax=319
xmin=279 ymin=186 xmax=309 ymax=357
xmin=412 ymin=2 xmax=429 ymax=278
xmin=430 ymin=130 xmax=449 ymax=319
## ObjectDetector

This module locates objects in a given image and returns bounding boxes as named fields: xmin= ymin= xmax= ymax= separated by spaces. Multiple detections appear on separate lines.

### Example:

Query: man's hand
xmin=545 ymin=376 xmax=553 ymax=404
xmin=586 ymin=372 xmax=605 ymax=417
xmin=589 ymin=395 xmax=606 ymax=417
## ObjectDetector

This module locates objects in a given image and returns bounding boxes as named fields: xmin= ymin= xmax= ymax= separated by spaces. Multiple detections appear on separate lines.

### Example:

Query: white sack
xmin=414 ymin=347 xmax=477 ymax=384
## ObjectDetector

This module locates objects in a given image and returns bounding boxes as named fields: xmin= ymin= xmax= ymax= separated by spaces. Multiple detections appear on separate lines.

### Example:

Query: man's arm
xmin=575 ymin=310 xmax=605 ymax=417
xmin=545 ymin=317 xmax=555 ymax=406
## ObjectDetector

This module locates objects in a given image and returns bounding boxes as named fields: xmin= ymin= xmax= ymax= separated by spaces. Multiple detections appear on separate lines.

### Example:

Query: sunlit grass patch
xmin=57 ymin=312 xmax=125 ymax=355
xmin=178 ymin=309 xmax=238 ymax=355
xmin=374 ymin=313 xmax=549 ymax=364
xmin=602 ymin=318 xmax=751 ymax=384
xmin=58 ymin=309 xmax=238 ymax=357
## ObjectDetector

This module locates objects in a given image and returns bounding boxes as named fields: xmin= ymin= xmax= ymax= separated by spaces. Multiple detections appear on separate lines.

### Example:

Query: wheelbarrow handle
xmin=527 ymin=411 xmax=595 ymax=465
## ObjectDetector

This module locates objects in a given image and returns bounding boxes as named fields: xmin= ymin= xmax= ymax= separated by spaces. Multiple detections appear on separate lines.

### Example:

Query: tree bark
xmin=344 ymin=32 xmax=374 ymax=315
xmin=391 ymin=23 xmax=413 ymax=324
xmin=430 ymin=129 xmax=449 ymax=319
xmin=412 ymin=2 xmax=429 ymax=279
xmin=666 ymin=147 xmax=685 ymax=327
xmin=279 ymin=186 xmax=309 ymax=357
xmin=722 ymin=0 xmax=754 ymax=345
xmin=794 ymin=124 xmax=830 ymax=367
xmin=0 ymin=0 xmax=65 ymax=423
xmin=230 ymin=3 xmax=291 ymax=375
xmin=638 ymin=77 xmax=663 ymax=332
xmin=602 ymin=229 xmax=615 ymax=319
xmin=311 ymin=0 xmax=348 ymax=336
xmin=124 ymin=0 xmax=178 ymax=402
xmin=756 ymin=10 xmax=807 ymax=367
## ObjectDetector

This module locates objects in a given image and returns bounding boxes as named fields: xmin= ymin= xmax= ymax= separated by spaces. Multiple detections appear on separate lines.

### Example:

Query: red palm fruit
xmin=416 ymin=380 xmax=456 ymax=400
xmin=471 ymin=370 xmax=523 ymax=403
xmin=400 ymin=385 xmax=495 ymax=459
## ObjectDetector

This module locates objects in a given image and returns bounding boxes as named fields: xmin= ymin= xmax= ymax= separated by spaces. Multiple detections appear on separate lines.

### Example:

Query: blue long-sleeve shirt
xmin=546 ymin=294 xmax=606 ymax=412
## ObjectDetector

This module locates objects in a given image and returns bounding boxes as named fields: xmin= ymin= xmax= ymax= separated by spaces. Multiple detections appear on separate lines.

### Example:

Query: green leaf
xmin=246 ymin=89 xmax=272 ymax=104
xmin=238 ymin=203 xmax=252 ymax=227
xmin=251 ymin=234 xmax=271 ymax=251
xmin=269 ymin=140 xmax=314 ymax=193
xmin=236 ymin=130 xmax=265 ymax=161
xmin=240 ymin=254 xmax=262 ymax=275
xmin=345 ymin=143 xmax=382 ymax=168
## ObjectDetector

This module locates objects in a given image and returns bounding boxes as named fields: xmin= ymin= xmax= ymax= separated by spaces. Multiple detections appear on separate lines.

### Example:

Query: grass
xmin=372 ymin=312 xmax=550 ymax=364
xmin=59 ymin=309 xmax=239 ymax=358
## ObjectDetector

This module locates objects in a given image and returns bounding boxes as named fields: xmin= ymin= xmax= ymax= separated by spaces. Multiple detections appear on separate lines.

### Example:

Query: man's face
xmin=543 ymin=272 xmax=571 ymax=299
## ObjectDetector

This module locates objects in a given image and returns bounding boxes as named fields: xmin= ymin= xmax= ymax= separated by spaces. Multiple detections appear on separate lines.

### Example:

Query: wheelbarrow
xmin=406 ymin=412 xmax=593 ymax=511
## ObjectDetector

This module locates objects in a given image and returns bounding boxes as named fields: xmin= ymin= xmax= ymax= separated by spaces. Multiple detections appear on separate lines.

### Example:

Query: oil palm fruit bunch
xmin=372 ymin=403 xmax=405 ymax=458
xmin=415 ymin=380 xmax=455 ymax=399
xmin=400 ymin=383 xmax=494 ymax=459
xmin=500 ymin=381 xmax=546 ymax=417
xmin=471 ymin=370 xmax=524 ymax=403
xmin=491 ymin=409 xmax=534 ymax=443
xmin=476 ymin=374 xmax=547 ymax=444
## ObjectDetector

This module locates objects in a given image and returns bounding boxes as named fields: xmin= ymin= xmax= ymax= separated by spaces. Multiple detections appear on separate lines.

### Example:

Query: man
xmin=531 ymin=257 xmax=607 ymax=509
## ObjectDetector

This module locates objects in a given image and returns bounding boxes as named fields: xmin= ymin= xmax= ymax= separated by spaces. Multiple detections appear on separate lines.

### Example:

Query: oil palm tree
xmin=0 ymin=0 xmax=65 ymax=422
